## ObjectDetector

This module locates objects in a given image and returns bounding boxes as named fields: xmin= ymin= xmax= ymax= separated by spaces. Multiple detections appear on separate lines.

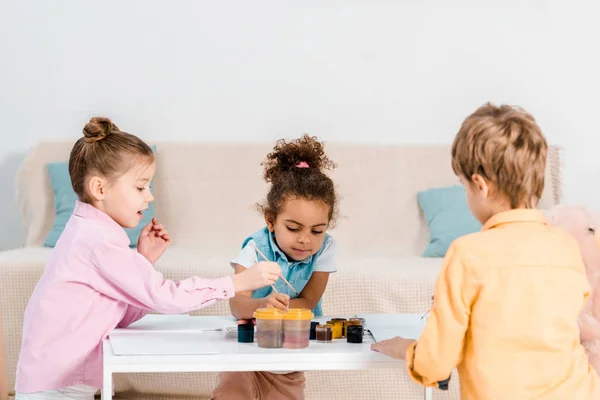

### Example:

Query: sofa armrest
xmin=0 ymin=260 xmax=45 ymax=397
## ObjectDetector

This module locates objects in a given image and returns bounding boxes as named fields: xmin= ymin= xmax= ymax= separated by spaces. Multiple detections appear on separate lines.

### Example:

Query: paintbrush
xmin=421 ymin=295 xmax=435 ymax=319
xmin=251 ymin=242 xmax=299 ymax=296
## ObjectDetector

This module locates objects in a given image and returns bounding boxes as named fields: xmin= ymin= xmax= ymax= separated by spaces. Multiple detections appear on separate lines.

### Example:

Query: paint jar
xmin=346 ymin=324 xmax=364 ymax=344
xmin=237 ymin=322 xmax=254 ymax=343
xmin=331 ymin=318 xmax=348 ymax=337
xmin=316 ymin=324 xmax=333 ymax=342
xmin=283 ymin=308 xmax=314 ymax=349
xmin=349 ymin=318 xmax=365 ymax=329
xmin=254 ymin=308 xmax=284 ymax=348
xmin=347 ymin=319 xmax=363 ymax=336
xmin=310 ymin=321 xmax=319 ymax=340
xmin=327 ymin=319 xmax=343 ymax=339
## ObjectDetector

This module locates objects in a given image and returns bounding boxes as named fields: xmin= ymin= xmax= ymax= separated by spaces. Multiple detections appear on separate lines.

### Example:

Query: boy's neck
xmin=483 ymin=203 xmax=532 ymax=225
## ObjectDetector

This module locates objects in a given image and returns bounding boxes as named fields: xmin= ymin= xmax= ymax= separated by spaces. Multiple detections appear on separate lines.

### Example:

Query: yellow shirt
xmin=406 ymin=209 xmax=600 ymax=399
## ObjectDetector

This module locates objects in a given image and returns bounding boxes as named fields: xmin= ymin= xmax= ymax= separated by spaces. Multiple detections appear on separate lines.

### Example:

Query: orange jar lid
xmin=254 ymin=307 xmax=284 ymax=320
xmin=283 ymin=308 xmax=314 ymax=321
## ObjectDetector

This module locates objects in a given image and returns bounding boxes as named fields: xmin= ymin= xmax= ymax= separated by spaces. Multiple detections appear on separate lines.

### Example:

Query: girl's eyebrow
xmin=285 ymin=219 xmax=327 ymax=228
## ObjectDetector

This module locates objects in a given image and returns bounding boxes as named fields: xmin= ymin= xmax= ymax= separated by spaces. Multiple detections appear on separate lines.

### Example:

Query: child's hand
xmin=370 ymin=337 xmax=416 ymax=360
xmin=231 ymin=261 xmax=281 ymax=292
xmin=259 ymin=292 xmax=290 ymax=311
xmin=137 ymin=218 xmax=171 ymax=264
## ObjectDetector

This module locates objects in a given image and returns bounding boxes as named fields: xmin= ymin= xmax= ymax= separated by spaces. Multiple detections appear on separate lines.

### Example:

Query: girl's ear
xmin=87 ymin=175 xmax=106 ymax=201
xmin=264 ymin=212 xmax=275 ymax=232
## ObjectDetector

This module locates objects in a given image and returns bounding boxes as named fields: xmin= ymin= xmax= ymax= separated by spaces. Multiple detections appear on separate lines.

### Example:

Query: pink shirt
xmin=15 ymin=201 xmax=235 ymax=393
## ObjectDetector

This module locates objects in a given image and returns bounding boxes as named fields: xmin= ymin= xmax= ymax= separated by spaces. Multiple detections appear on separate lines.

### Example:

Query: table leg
xmin=424 ymin=387 xmax=433 ymax=400
xmin=102 ymin=369 xmax=112 ymax=400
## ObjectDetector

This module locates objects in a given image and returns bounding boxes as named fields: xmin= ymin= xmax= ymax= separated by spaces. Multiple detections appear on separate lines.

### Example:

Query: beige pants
xmin=15 ymin=385 xmax=97 ymax=400
xmin=212 ymin=372 xmax=305 ymax=400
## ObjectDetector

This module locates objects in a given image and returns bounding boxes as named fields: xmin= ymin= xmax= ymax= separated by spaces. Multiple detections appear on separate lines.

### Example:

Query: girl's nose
xmin=298 ymin=235 xmax=309 ymax=244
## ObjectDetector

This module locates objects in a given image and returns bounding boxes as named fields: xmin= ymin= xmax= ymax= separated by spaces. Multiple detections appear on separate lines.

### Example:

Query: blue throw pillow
xmin=418 ymin=185 xmax=482 ymax=257
xmin=44 ymin=147 xmax=156 ymax=248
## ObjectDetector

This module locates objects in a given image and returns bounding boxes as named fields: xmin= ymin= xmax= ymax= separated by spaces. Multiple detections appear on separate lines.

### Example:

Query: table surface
xmin=102 ymin=314 xmax=433 ymax=400
xmin=103 ymin=315 xmax=416 ymax=373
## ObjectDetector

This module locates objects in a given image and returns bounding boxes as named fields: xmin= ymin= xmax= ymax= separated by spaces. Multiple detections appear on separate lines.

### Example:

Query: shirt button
xmin=223 ymin=290 xmax=228 ymax=298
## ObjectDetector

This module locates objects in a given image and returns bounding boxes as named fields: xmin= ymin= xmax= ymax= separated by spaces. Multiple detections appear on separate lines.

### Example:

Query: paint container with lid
xmin=310 ymin=321 xmax=319 ymax=340
xmin=346 ymin=324 xmax=364 ymax=344
xmin=327 ymin=319 xmax=343 ymax=339
xmin=283 ymin=308 xmax=314 ymax=349
xmin=316 ymin=324 xmax=333 ymax=342
xmin=331 ymin=318 xmax=348 ymax=337
xmin=237 ymin=322 xmax=254 ymax=343
xmin=349 ymin=318 xmax=366 ymax=330
xmin=254 ymin=308 xmax=284 ymax=348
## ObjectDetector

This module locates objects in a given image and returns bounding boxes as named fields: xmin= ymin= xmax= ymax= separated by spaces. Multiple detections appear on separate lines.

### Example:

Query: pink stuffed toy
xmin=544 ymin=205 xmax=600 ymax=373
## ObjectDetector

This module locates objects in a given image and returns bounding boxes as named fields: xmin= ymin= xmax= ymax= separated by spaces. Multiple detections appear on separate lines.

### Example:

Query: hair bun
xmin=83 ymin=117 xmax=118 ymax=143
xmin=262 ymin=134 xmax=336 ymax=183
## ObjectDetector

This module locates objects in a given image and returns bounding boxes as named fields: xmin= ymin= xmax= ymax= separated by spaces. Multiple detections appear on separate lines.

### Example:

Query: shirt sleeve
xmin=88 ymin=238 xmax=236 ymax=314
xmin=405 ymin=241 xmax=479 ymax=387
xmin=116 ymin=305 xmax=149 ymax=328
xmin=230 ymin=240 xmax=259 ymax=269
xmin=313 ymin=237 xmax=337 ymax=273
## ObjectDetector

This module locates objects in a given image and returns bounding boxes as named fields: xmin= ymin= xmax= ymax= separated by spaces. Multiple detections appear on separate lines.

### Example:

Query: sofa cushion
xmin=418 ymin=185 xmax=481 ymax=257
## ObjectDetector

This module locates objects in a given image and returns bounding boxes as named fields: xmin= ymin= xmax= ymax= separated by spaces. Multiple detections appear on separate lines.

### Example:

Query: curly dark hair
xmin=259 ymin=134 xmax=338 ymax=226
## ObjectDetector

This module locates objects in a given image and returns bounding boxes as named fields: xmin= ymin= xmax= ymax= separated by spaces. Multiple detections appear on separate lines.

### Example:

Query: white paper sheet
xmin=357 ymin=313 xmax=426 ymax=342
xmin=109 ymin=332 xmax=219 ymax=355
xmin=112 ymin=314 xmax=237 ymax=334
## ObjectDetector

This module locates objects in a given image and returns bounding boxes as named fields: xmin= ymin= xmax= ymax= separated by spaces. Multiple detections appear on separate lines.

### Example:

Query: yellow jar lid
xmin=283 ymin=308 xmax=314 ymax=320
xmin=254 ymin=307 xmax=284 ymax=320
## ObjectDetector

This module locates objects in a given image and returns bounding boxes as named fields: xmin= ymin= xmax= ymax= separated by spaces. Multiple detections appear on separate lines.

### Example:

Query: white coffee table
xmin=102 ymin=316 xmax=434 ymax=400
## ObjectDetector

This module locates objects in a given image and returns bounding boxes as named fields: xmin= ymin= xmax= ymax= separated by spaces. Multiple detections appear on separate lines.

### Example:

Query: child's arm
xmin=290 ymin=237 xmax=336 ymax=310
xmin=229 ymin=264 xmax=290 ymax=319
xmin=289 ymin=272 xmax=330 ymax=310
xmin=88 ymin=237 xmax=280 ymax=315
xmin=404 ymin=242 xmax=479 ymax=386
xmin=116 ymin=305 xmax=148 ymax=328
xmin=372 ymin=242 xmax=478 ymax=386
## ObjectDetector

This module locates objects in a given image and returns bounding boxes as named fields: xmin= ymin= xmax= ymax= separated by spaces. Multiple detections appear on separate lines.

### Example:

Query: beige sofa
xmin=0 ymin=141 xmax=563 ymax=399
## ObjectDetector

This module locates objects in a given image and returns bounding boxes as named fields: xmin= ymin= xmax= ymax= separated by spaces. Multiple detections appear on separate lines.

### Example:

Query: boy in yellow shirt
xmin=372 ymin=103 xmax=600 ymax=399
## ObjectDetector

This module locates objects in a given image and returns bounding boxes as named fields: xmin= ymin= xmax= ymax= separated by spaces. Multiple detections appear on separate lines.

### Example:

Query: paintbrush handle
xmin=252 ymin=242 xmax=299 ymax=296
xmin=251 ymin=242 xmax=270 ymax=262
xmin=278 ymin=275 xmax=299 ymax=296
xmin=420 ymin=306 xmax=431 ymax=320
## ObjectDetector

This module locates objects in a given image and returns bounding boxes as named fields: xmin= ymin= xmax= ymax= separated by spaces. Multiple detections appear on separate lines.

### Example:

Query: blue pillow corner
xmin=418 ymin=185 xmax=481 ymax=258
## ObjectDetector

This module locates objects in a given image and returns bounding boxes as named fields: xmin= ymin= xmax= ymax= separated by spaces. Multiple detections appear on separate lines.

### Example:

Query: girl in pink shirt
xmin=15 ymin=117 xmax=281 ymax=400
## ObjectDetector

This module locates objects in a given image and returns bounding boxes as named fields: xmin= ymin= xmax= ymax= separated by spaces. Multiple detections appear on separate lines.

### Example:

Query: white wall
xmin=1 ymin=0 xmax=599 ymax=250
